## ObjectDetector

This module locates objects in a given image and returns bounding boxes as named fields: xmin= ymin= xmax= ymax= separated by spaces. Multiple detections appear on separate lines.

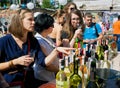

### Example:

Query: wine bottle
xmin=69 ymin=55 xmax=82 ymax=88
xmin=102 ymin=39 xmax=108 ymax=51
xmin=64 ymin=56 xmax=71 ymax=88
xmin=56 ymin=59 xmax=67 ymax=88
xmin=64 ymin=56 xmax=71 ymax=77
xmin=96 ymin=41 xmax=104 ymax=60
xmin=74 ymin=38 xmax=79 ymax=56
xmin=79 ymin=55 xmax=89 ymax=88
xmin=100 ymin=50 xmax=110 ymax=80
xmin=86 ymin=61 xmax=99 ymax=88
xmin=69 ymin=51 xmax=75 ymax=73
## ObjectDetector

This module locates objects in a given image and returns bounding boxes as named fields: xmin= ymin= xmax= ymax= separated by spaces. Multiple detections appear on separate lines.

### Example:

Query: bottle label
xmin=70 ymin=84 xmax=82 ymax=88
xmin=56 ymin=80 xmax=64 ymax=88
xmin=56 ymin=80 xmax=69 ymax=88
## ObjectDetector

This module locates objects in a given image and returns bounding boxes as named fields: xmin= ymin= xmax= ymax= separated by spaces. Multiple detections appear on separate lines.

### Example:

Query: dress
xmin=0 ymin=34 xmax=46 ymax=88
xmin=34 ymin=33 xmax=59 ymax=82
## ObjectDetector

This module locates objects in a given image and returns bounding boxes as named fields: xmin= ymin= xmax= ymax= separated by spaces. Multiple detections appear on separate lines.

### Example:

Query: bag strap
xmin=24 ymin=38 xmax=30 ymax=81
xmin=94 ymin=23 xmax=99 ymax=37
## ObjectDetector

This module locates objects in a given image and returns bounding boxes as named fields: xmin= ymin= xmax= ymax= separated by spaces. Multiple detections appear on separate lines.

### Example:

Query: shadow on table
xmin=96 ymin=68 xmax=120 ymax=88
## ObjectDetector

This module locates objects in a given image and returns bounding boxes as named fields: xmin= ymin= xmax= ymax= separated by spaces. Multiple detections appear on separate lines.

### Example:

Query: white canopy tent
xmin=73 ymin=0 xmax=120 ymax=11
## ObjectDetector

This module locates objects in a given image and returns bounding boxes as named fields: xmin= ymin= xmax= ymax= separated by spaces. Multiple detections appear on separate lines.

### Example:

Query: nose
xmin=32 ymin=20 xmax=35 ymax=25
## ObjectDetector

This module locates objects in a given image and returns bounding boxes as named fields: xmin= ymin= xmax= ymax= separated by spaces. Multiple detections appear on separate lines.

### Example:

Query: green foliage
xmin=42 ymin=0 xmax=53 ymax=8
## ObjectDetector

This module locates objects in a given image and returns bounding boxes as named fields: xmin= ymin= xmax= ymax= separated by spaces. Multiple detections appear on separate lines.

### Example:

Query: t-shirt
xmin=113 ymin=20 xmax=120 ymax=34
xmin=34 ymin=33 xmax=58 ymax=82
xmin=83 ymin=23 xmax=102 ymax=40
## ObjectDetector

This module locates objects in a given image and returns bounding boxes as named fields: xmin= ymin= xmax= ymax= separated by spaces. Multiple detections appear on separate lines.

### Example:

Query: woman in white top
xmin=34 ymin=13 xmax=59 ymax=82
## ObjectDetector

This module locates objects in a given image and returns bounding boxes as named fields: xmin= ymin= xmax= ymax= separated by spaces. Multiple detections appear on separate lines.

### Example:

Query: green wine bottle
xmin=86 ymin=61 xmax=99 ymax=88
xmin=69 ymin=55 xmax=82 ymax=88
xmin=100 ymin=50 xmax=110 ymax=80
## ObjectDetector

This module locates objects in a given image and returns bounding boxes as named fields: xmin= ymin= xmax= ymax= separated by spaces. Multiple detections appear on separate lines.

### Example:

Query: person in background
xmin=61 ymin=9 xmax=85 ymax=47
xmin=113 ymin=15 xmax=120 ymax=52
xmin=34 ymin=13 xmax=59 ymax=83
xmin=0 ymin=9 xmax=74 ymax=88
xmin=63 ymin=2 xmax=77 ymax=14
xmin=49 ymin=9 xmax=66 ymax=46
xmin=101 ymin=22 xmax=107 ymax=35
xmin=83 ymin=13 xmax=103 ymax=45
xmin=0 ymin=0 xmax=7 ymax=8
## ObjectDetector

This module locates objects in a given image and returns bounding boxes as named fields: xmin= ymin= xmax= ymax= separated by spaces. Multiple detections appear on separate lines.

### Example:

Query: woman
xmin=61 ymin=9 xmax=85 ymax=47
xmin=63 ymin=2 xmax=77 ymax=14
xmin=34 ymin=13 xmax=59 ymax=83
xmin=49 ymin=9 xmax=66 ymax=46
xmin=0 ymin=9 xmax=73 ymax=88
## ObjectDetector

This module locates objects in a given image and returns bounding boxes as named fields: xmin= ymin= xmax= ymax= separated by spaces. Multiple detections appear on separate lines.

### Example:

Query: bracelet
xmin=9 ymin=60 xmax=16 ymax=69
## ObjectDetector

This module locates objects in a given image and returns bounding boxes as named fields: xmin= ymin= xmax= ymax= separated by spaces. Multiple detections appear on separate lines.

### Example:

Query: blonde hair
xmin=9 ymin=9 xmax=33 ymax=38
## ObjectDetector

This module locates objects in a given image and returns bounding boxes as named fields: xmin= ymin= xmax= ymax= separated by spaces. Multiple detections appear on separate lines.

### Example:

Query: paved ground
xmin=112 ymin=53 xmax=120 ymax=71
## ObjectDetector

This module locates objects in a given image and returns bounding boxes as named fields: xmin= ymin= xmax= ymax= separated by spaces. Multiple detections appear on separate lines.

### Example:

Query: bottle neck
xmin=65 ymin=56 xmax=69 ymax=67
xmin=104 ymin=50 xmax=108 ymax=61
xmin=59 ymin=59 xmax=64 ymax=70
xmin=73 ymin=56 xmax=79 ymax=74
xmin=90 ymin=67 xmax=96 ymax=81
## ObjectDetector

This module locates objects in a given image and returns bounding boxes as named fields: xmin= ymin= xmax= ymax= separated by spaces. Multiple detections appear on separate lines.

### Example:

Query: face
xmin=71 ymin=13 xmax=80 ymax=29
xmin=22 ymin=12 xmax=35 ymax=32
xmin=59 ymin=13 xmax=66 ymax=25
xmin=84 ymin=16 xmax=92 ymax=27
xmin=49 ymin=24 xmax=54 ymax=34
xmin=68 ymin=5 xmax=76 ymax=13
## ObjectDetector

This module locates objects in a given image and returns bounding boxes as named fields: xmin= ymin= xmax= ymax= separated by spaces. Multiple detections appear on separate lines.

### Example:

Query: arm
xmin=0 ymin=55 xmax=34 ymax=71
xmin=56 ymin=25 xmax=62 ymax=46
xmin=70 ymin=29 xmax=82 ymax=47
xmin=40 ymin=45 xmax=59 ymax=72
xmin=45 ymin=47 xmax=74 ymax=66
xmin=46 ymin=64 xmax=59 ymax=73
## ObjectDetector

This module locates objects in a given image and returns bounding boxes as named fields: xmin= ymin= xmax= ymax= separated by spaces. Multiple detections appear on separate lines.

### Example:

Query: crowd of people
xmin=0 ymin=1 xmax=119 ymax=88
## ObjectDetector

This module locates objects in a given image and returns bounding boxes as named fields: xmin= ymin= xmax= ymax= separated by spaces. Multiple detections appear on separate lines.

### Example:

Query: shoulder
xmin=0 ymin=34 xmax=12 ymax=43
xmin=0 ymin=34 xmax=12 ymax=49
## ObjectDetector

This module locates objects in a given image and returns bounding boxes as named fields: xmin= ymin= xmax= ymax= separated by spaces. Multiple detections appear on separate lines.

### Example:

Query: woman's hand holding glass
xmin=74 ymin=29 xmax=82 ymax=39
xmin=13 ymin=54 xmax=34 ymax=67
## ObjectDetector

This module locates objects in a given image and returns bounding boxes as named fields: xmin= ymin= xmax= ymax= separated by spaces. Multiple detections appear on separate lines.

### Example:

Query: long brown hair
xmin=8 ymin=9 xmax=33 ymax=38
xmin=63 ymin=2 xmax=77 ymax=14
xmin=51 ymin=9 xmax=65 ymax=19
xmin=62 ymin=9 xmax=85 ymax=40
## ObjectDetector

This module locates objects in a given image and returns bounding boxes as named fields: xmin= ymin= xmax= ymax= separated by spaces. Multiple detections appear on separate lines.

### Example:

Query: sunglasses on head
xmin=70 ymin=8 xmax=75 ymax=11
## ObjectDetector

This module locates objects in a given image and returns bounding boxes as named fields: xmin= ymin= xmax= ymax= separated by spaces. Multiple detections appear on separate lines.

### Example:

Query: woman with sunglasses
xmin=63 ymin=2 xmax=77 ymax=14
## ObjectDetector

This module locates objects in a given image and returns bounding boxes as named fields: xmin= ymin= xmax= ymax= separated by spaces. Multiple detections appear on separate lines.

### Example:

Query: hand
xmin=84 ymin=39 xmax=90 ymax=43
xmin=74 ymin=29 xmax=82 ymax=39
xmin=13 ymin=55 xmax=34 ymax=67
xmin=90 ymin=39 xmax=97 ymax=43
xmin=56 ymin=47 xmax=75 ymax=55
xmin=62 ymin=39 xmax=70 ymax=47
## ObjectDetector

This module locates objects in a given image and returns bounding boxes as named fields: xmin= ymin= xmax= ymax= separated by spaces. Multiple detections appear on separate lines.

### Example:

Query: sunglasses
xmin=69 ymin=8 xmax=75 ymax=11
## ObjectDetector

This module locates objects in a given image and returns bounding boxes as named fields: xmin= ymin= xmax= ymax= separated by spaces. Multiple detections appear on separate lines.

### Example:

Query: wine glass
xmin=24 ymin=52 xmax=35 ymax=70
